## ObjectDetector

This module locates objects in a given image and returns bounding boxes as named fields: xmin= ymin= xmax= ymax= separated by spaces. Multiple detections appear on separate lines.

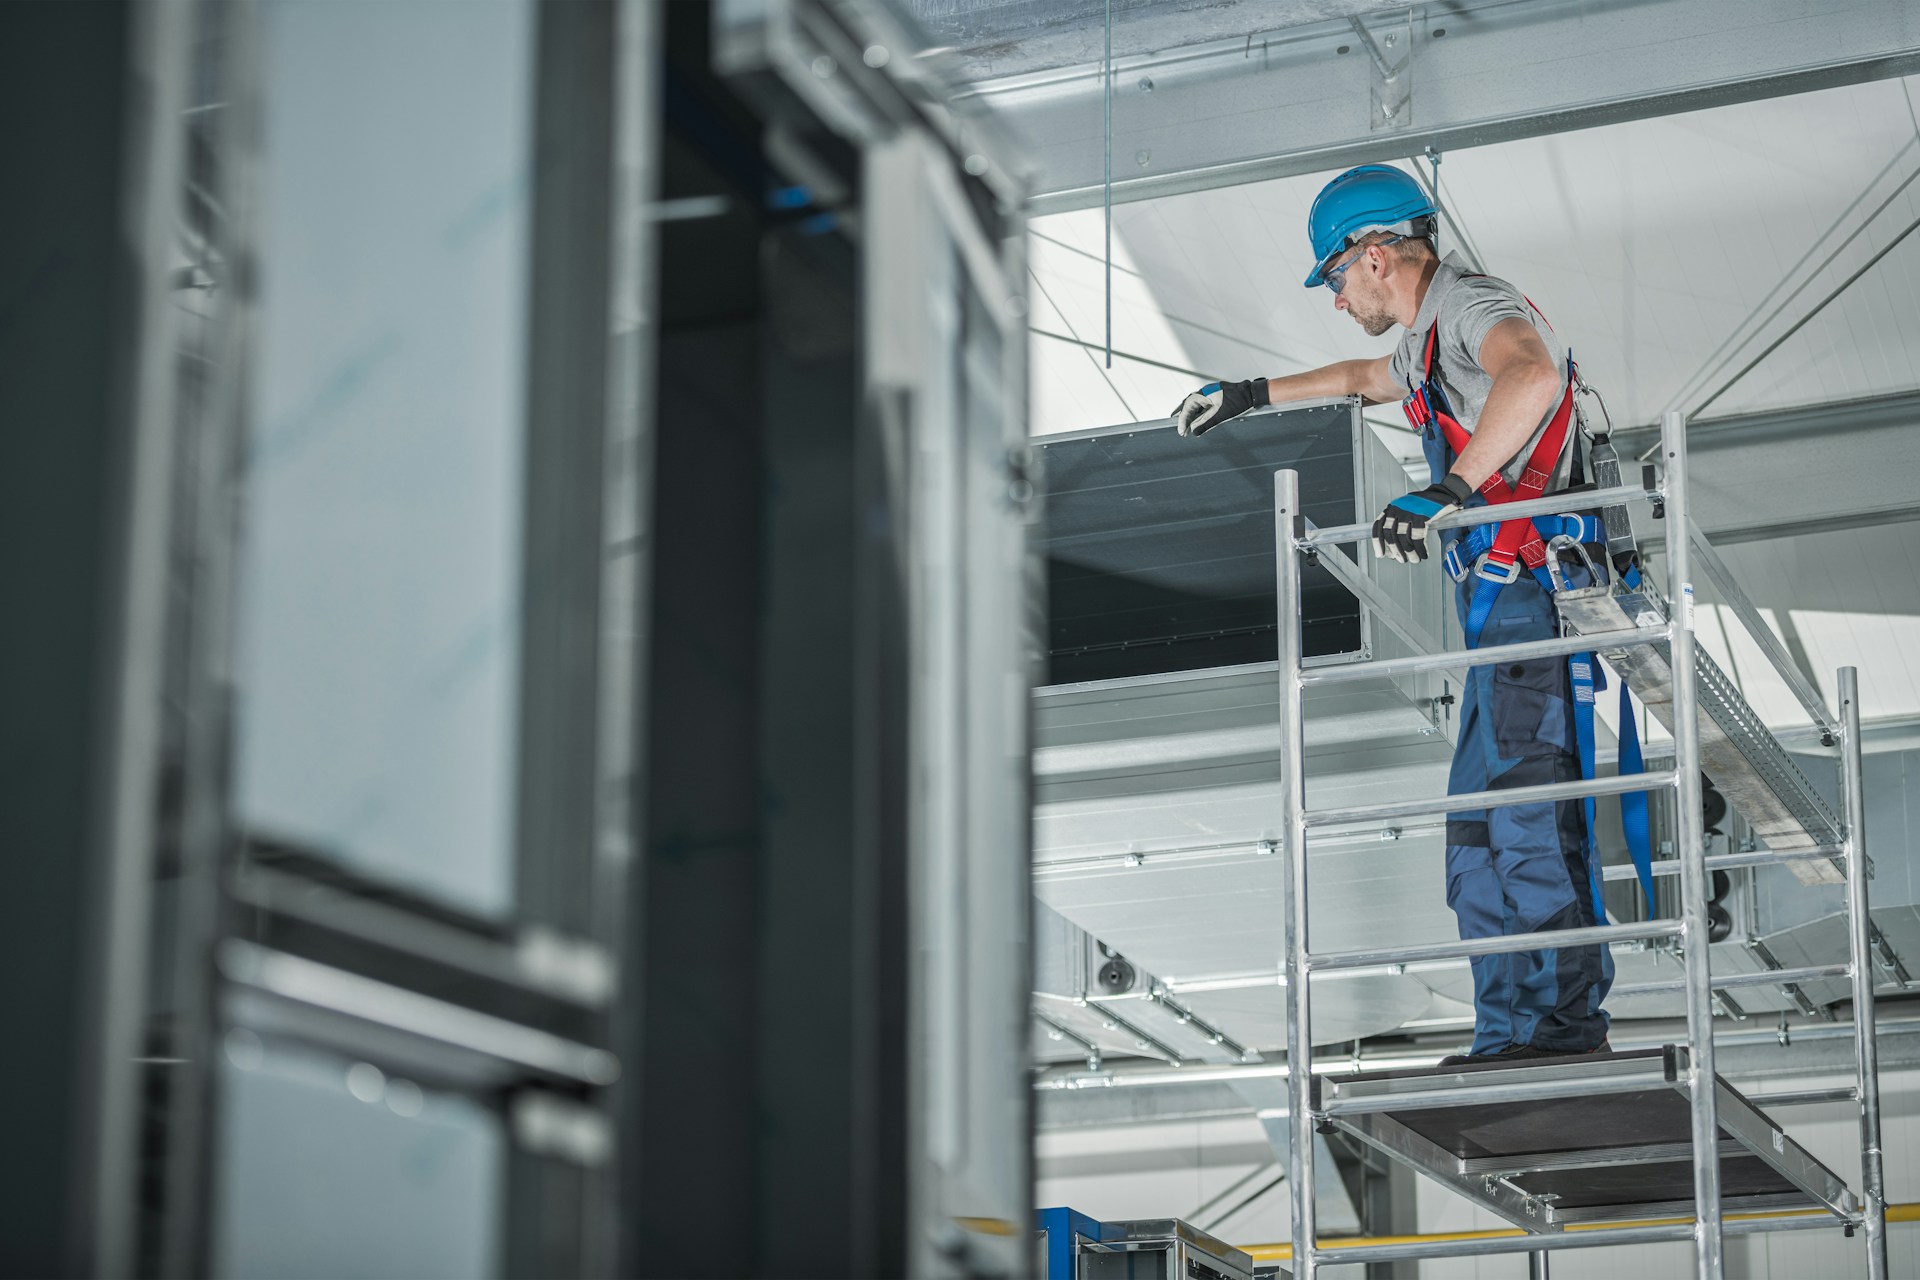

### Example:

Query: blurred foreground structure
xmin=2 ymin=1 xmax=1032 ymax=1275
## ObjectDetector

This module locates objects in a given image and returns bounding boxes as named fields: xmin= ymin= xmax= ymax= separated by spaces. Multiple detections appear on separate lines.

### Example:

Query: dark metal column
xmin=0 ymin=2 xmax=189 ymax=1272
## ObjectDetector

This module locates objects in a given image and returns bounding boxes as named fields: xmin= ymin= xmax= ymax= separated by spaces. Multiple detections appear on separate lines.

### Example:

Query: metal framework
xmin=1271 ymin=411 xmax=1889 ymax=1277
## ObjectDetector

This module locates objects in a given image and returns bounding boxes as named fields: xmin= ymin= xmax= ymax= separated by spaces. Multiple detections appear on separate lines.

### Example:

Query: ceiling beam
xmin=1615 ymin=390 xmax=1920 ymax=546
xmin=955 ymin=0 xmax=1920 ymax=212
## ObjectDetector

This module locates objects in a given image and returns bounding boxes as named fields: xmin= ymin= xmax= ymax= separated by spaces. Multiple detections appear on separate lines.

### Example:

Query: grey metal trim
xmin=1546 ymin=1192 xmax=1829 ymax=1227
xmin=1841 ymin=666 xmax=1891 ymax=1277
xmin=1033 ymin=1009 xmax=1102 ymax=1069
xmin=1557 ymin=579 xmax=1847 ymax=880
xmin=1686 ymin=517 xmax=1839 ymax=741
xmin=1274 ymin=468 xmax=1318 ymax=1274
xmin=1037 ymin=396 xmax=1360 ymax=446
xmin=1458 ymin=1139 xmax=1740 ymax=1180
xmin=1333 ymin=1109 xmax=1555 ymax=1234
xmin=230 ymin=865 xmax=615 ymax=1007
xmin=963 ymin=0 xmax=1920 ymax=211
xmin=1662 ymin=407 xmax=1727 ymax=1276
xmin=1316 ymin=1052 xmax=1684 ymax=1119
xmin=219 ymin=941 xmax=620 ymax=1085
xmin=87 ymin=4 xmax=197 ymax=1271
xmin=716 ymin=0 xmax=1025 ymax=205
xmin=1320 ymin=1069 xmax=1680 ymax=1118
xmin=1709 ymin=1073 xmax=1858 ymax=1220
xmin=1032 ymin=1013 xmax=1920 ymax=1092
xmin=1087 ymin=1004 xmax=1187 ymax=1066
xmin=1749 ymin=1087 xmax=1857 ymax=1107
xmin=1300 ymin=516 xmax=1447 ymax=661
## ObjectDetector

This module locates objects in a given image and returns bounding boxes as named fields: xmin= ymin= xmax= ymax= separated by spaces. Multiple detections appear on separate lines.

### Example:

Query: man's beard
xmin=1346 ymin=293 xmax=1396 ymax=337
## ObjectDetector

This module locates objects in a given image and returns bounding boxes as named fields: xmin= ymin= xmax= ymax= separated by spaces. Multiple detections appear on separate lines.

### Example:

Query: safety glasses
xmin=1322 ymin=234 xmax=1405 ymax=294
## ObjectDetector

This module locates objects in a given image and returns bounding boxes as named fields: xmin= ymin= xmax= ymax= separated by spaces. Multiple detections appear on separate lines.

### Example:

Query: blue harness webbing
xmin=1412 ymin=337 xmax=1658 ymax=912
xmin=1618 ymin=673 xmax=1656 ymax=905
xmin=1445 ymin=514 xmax=1603 ymax=649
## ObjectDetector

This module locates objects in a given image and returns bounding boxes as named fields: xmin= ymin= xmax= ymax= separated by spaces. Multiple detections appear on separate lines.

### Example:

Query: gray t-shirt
xmin=1387 ymin=252 xmax=1573 ymax=490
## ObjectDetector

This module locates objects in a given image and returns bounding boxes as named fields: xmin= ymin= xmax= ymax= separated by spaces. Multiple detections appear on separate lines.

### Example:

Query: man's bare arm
xmin=1444 ymin=317 xmax=1562 ymax=489
xmin=1174 ymin=355 xmax=1401 ymax=436
xmin=1265 ymin=356 xmax=1400 ymax=408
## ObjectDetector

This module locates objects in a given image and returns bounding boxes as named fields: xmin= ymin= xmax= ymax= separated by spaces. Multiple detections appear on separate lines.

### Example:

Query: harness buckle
xmin=1475 ymin=554 xmax=1524 ymax=585
xmin=1443 ymin=542 xmax=1470 ymax=583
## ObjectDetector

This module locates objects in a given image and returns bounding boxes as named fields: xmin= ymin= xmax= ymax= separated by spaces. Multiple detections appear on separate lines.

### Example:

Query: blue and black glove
xmin=1373 ymin=473 xmax=1475 ymax=564
xmin=1173 ymin=378 xmax=1268 ymax=437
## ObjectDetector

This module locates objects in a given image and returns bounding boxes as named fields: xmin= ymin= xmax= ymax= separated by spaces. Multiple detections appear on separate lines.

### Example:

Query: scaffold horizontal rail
xmin=1317 ymin=1067 xmax=1680 ymax=1117
xmin=1276 ymin=1212 xmax=1841 ymax=1267
xmin=1305 ymin=770 xmax=1676 ymax=828
xmin=1601 ymin=845 xmax=1844 ymax=881
xmin=1299 ymin=625 xmax=1672 ymax=687
xmin=1301 ymin=483 xmax=1657 ymax=548
xmin=1309 ymin=919 xmax=1682 ymax=971
xmin=1611 ymin=962 xmax=1850 ymax=1000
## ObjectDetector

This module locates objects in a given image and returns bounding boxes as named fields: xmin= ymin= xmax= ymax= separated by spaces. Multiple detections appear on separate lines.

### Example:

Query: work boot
xmin=1438 ymin=1040 xmax=1610 ymax=1068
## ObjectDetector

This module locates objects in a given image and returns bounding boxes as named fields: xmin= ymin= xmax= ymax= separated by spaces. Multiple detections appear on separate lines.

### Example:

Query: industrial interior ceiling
xmin=916 ymin=0 xmax=1920 ymax=1073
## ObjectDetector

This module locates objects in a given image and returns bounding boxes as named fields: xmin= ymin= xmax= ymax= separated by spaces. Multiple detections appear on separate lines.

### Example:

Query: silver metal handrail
xmin=1687 ymin=516 xmax=1841 ymax=744
xmin=1610 ymin=962 xmax=1851 ymax=1000
xmin=1600 ymin=845 xmax=1843 ymax=881
xmin=1299 ymin=624 xmax=1672 ymax=686
xmin=1305 ymin=770 xmax=1676 ymax=828
xmin=1310 ymin=920 xmax=1682 ymax=972
xmin=1300 ymin=482 xmax=1658 ymax=547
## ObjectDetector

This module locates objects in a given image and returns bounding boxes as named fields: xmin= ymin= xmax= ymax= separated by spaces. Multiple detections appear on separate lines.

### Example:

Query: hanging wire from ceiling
xmin=1412 ymin=145 xmax=1487 ymax=275
xmin=1028 ymin=265 xmax=1138 ymax=420
xmin=1103 ymin=0 xmax=1113 ymax=368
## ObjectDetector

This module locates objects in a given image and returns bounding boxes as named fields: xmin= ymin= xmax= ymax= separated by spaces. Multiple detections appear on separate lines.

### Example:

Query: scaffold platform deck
xmin=1313 ymin=1046 xmax=1858 ymax=1233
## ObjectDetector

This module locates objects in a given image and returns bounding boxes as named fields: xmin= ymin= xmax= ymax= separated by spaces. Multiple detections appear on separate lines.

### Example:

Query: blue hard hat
xmin=1303 ymin=164 xmax=1437 ymax=287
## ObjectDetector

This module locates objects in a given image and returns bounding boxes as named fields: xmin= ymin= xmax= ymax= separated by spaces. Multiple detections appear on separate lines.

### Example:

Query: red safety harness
xmin=1400 ymin=302 xmax=1579 ymax=584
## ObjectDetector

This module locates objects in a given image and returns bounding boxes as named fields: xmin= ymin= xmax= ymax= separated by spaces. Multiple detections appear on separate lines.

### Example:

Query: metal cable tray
xmin=1554 ymin=581 xmax=1844 ymax=884
xmin=1311 ymin=1047 xmax=1858 ymax=1234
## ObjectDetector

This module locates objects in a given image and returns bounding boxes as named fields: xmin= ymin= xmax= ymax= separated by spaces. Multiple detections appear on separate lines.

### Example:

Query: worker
xmin=1172 ymin=164 xmax=1612 ymax=1066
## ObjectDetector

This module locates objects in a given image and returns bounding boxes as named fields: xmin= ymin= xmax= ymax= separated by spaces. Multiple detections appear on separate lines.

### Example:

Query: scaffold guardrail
xmin=1270 ymin=409 xmax=1888 ymax=1279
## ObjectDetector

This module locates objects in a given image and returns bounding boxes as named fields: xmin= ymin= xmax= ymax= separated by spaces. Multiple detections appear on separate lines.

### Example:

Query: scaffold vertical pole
xmin=1662 ymin=408 xmax=1724 ymax=1278
xmin=1276 ymin=469 xmax=1315 ymax=1277
xmin=1840 ymin=665 xmax=1889 ymax=1279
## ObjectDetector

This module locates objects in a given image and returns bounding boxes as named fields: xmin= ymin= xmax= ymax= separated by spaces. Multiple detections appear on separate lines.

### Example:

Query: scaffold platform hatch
xmin=1268 ymin=410 xmax=1888 ymax=1279
xmin=1313 ymin=1047 xmax=1857 ymax=1232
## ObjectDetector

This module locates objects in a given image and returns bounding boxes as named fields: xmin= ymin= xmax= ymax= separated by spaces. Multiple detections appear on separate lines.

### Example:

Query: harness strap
xmin=1569 ymin=654 xmax=1608 ymax=921
xmin=1401 ymin=284 xmax=1658 ymax=911
xmin=1444 ymin=516 xmax=1603 ymax=583
xmin=1619 ymin=675 xmax=1656 ymax=906
xmin=1420 ymin=327 xmax=1578 ymax=578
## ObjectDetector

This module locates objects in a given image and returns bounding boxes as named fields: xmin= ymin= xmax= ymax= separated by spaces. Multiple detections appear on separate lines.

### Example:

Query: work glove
xmin=1172 ymin=378 xmax=1268 ymax=437
xmin=1372 ymin=473 xmax=1475 ymax=564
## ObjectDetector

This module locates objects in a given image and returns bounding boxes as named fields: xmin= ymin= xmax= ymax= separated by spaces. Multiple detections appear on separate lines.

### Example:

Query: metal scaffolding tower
xmin=1271 ymin=411 xmax=1888 ymax=1277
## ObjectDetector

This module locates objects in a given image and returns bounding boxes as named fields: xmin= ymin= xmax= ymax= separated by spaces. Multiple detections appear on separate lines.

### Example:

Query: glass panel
xmin=214 ymin=1036 xmax=503 ymax=1279
xmin=233 ymin=0 xmax=536 ymax=914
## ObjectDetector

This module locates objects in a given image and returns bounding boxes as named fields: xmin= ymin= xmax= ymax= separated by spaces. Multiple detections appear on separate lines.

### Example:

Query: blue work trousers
xmin=1446 ymin=570 xmax=1613 ymax=1055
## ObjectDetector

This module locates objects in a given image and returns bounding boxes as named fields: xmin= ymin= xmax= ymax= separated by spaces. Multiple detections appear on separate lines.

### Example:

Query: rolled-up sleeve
xmin=1446 ymin=278 xmax=1534 ymax=373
